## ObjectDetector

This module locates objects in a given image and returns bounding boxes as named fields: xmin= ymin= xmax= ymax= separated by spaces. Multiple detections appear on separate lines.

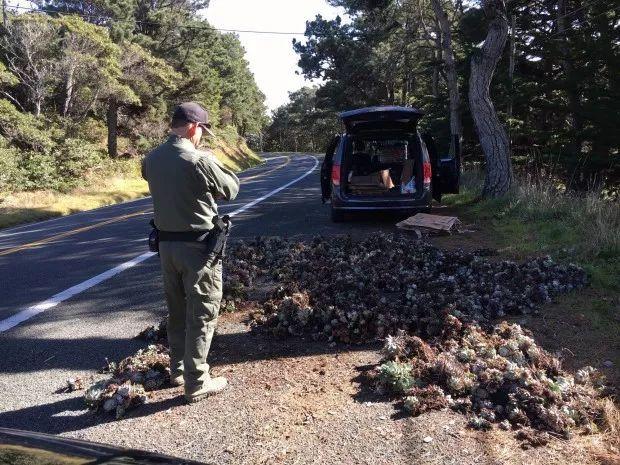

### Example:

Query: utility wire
xmin=5 ymin=3 xmax=435 ymax=42
xmin=5 ymin=1 xmax=614 ymax=41
xmin=4 ymin=3 xmax=308 ymax=35
xmin=548 ymin=3 xmax=619 ymax=38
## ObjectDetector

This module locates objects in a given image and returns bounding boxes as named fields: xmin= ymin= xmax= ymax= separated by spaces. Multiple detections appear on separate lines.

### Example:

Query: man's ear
xmin=188 ymin=123 xmax=197 ymax=138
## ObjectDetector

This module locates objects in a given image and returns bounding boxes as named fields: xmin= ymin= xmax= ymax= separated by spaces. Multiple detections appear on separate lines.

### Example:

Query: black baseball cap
xmin=172 ymin=102 xmax=215 ymax=136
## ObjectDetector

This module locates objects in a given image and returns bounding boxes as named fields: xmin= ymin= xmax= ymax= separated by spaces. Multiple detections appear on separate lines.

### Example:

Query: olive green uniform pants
xmin=159 ymin=241 xmax=223 ymax=393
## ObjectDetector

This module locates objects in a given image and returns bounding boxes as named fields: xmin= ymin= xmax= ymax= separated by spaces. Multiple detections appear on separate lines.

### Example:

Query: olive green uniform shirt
xmin=142 ymin=135 xmax=240 ymax=231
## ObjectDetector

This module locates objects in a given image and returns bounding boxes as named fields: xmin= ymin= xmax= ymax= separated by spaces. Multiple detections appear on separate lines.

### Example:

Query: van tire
xmin=331 ymin=207 xmax=345 ymax=222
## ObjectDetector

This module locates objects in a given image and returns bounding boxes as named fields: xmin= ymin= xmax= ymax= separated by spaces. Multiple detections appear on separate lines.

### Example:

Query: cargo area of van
xmin=341 ymin=136 xmax=422 ymax=198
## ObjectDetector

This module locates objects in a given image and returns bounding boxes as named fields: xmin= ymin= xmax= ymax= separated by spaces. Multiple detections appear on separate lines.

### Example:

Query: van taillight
xmin=331 ymin=164 xmax=341 ymax=186
xmin=423 ymin=162 xmax=432 ymax=185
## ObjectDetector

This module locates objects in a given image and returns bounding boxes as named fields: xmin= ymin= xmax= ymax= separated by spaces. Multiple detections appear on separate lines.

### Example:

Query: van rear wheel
xmin=331 ymin=206 xmax=345 ymax=222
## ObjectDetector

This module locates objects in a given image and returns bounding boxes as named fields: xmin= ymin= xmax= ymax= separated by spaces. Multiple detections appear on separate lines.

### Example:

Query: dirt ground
xmin=68 ymin=311 xmax=613 ymax=465
xmin=66 ymin=209 xmax=618 ymax=464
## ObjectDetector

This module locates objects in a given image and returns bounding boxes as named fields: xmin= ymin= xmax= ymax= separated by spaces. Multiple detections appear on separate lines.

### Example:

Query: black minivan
xmin=320 ymin=106 xmax=460 ymax=221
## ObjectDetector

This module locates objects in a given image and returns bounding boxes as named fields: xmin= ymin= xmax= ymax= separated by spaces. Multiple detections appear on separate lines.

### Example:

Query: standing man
xmin=142 ymin=102 xmax=240 ymax=403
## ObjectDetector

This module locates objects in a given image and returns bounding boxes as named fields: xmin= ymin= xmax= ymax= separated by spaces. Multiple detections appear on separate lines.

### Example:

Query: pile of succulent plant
xmin=224 ymin=234 xmax=587 ymax=341
xmin=222 ymin=234 xmax=612 ymax=439
xmin=135 ymin=317 xmax=168 ymax=343
xmin=84 ymin=344 xmax=170 ymax=419
xmin=374 ymin=316 xmax=608 ymax=439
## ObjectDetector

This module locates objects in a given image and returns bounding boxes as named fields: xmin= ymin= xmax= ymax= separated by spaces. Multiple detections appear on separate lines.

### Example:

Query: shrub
xmin=53 ymin=138 xmax=104 ymax=181
xmin=65 ymin=118 xmax=108 ymax=145
xmin=0 ymin=145 xmax=25 ymax=191
xmin=19 ymin=151 xmax=59 ymax=190
xmin=0 ymin=99 xmax=55 ymax=152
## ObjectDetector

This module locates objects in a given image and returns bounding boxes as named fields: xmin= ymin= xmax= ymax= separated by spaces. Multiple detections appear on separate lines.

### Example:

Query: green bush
xmin=65 ymin=117 xmax=108 ymax=145
xmin=19 ymin=151 xmax=59 ymax=190
xmin=0 ymin=100 xmax=55 ymax=152
xmin=0 ymin=145 xmax=25 ymax=191
xmin=53 ymin=138 xmax=104 ymax=181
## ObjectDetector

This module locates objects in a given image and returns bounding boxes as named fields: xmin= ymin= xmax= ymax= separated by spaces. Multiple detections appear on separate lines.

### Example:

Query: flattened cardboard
xmin=396 ymin=213 xmax=461 ymax=233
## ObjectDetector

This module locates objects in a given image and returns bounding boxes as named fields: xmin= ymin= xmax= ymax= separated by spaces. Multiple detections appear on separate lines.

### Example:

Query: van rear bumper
xmin=331 ymin=188 xmax=432 ymax=211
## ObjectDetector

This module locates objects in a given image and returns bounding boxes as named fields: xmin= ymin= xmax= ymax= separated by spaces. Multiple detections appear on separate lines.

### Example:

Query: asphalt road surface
xmin=0 ymin=153 xmax=401 ymax=435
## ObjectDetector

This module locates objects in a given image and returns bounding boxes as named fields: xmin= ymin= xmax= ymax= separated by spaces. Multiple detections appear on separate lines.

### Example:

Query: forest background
xmin=265 ymin=0 xmax=619 ymax=195
xmin=0 ymin=0 xmax=266 ymax=210
xmin=0 ymin=0 xmax=618 ymax=224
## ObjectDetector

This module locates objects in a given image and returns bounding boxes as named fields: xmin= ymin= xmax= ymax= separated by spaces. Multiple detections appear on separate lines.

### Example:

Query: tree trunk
xmin=63 ymin=65 xmax=74 ymax=117
xmin=2 ymin=0 xmax=7 ymax=29
xmin=507 ymin=15 xmax=515 ymax=140
xmin=431 ymin=0 xmax=462 ymax=152
xmin=469 ymin=0 xmax=512 ymax=197
xmin=107 ymin=101 xmax=118 ymax=158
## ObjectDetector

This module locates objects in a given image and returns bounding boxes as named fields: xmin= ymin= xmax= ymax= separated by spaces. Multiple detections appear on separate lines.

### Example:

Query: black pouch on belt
xmin=204 ymin=215 xmax=231 ymax=261
xmin=148 ymin=219 xmax=159 ymax=253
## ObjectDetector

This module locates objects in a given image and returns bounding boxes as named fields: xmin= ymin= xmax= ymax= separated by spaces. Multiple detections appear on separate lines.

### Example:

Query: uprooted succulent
xmin=230 ymin=234 xmax=587 ymax=341
xmin=222 ymin=234 xmax=610 ymax=439
xmin=84 ymin=344 xmax=170 ymax=418
xmin=374 ymin=316 xmax=609 ymax=438
xmin=81 ymin=233 xmax=610 ymax=437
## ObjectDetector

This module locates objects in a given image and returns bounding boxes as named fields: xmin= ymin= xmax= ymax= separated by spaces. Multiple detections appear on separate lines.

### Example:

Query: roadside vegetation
xmin=0 ymin=128 xmax=259 ymax=229
xmin=445 ymin=170 xmax=619 ymax=292
xmin=0 ymin=4 xmax=267 ymax=228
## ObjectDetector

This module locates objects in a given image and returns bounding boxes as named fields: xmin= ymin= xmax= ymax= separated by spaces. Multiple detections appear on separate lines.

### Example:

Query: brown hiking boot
xmin=185 ymin=376 xmax=228 ymax=403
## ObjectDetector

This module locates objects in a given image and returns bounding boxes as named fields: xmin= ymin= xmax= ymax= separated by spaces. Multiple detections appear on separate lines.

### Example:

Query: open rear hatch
xmin=339 ymin=107 xmax=425 ymax=199
xmin=340 ymin=106 xmax=424 ymax=134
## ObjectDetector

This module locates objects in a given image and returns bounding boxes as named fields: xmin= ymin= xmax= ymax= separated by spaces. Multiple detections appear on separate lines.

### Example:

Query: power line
xmin=4 ymin=4 xmax=308 ymax=35
xmin=3 ymin=3 xmax=439 ymax=42
xmin=548 ymin=3 xmax=619 ymax=38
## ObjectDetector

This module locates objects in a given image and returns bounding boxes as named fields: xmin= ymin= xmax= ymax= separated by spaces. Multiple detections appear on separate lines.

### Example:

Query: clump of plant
xmin=376 ymin=315 xmax=610 ymax=441
xmin=377 ymin=361 xmax=416 ymax=395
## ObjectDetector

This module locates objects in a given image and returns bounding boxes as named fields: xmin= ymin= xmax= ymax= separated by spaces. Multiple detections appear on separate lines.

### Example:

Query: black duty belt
xmin=148 ymin=215 xmax=232 ymax=263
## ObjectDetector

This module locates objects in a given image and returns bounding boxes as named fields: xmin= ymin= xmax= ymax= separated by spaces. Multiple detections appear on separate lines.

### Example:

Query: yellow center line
xmin=241 ymin=155 xmax=291 ymax=181
xmin=0 ymin=155 xmax=293 ymax=257
xmin=0 ymin=210 xmax=152 ymax=257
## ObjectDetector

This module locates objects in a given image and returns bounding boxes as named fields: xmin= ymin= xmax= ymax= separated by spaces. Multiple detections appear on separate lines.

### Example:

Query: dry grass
xmin=206 ymin=127 xmax=262 ymax=172
xmin=0 ymin=174 xmax=149 ymax=229
xmin=0 ymin=134 xmax=262 ymax=229
xmin=510 ymin=176 xmax=620 ymax=260
xmin=592 ymin=398 xmax=620 ymax=464
xmin=445 ymin=170 xmax=620 ymax=291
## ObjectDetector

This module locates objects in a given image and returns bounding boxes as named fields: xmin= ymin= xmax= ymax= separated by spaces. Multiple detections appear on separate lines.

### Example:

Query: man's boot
xmin=185 ymin=376 xmax=228 ymax=403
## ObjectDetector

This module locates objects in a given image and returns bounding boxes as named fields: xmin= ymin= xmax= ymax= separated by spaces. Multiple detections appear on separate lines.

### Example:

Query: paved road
xmin=0 ymin=153 xmax=401 ymax=434
xmin=0 ymin=155 xmax=311 ymax=325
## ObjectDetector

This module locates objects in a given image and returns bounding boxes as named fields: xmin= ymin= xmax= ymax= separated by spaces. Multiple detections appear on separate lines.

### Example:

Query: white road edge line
xmin=0 ymin=155 xmax=318 ymax=333
xmin=0 ymin=155 xmax=287 ymax=236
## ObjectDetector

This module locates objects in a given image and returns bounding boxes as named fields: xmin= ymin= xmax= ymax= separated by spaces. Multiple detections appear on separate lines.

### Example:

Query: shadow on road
xmin=0 ymin=323 xmax=378 ymax=434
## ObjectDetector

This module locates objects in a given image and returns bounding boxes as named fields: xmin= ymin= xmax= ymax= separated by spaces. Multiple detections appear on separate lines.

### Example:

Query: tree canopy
xmin=0 ymin=2 xmax=267 ymax=191
xmin=266 ymin=0 xmax=619 ymax=192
